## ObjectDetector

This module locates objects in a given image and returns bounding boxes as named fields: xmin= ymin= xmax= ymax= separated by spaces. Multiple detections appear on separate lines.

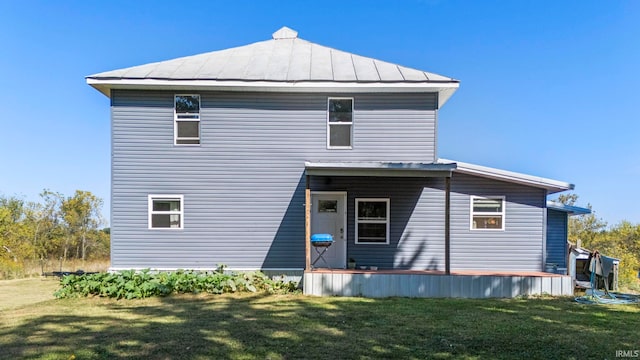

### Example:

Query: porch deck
xmin=303 ymin=269 xmax=573 ymax=298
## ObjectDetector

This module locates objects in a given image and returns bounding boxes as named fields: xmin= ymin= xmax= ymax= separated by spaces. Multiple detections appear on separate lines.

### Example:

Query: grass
xmin=1 ymin=258 xmax=111 ymax=280
xmin=1 ymin=278 xmax=639 ymax=359
xmin=0 ymin=278 xmax=59 ymax=311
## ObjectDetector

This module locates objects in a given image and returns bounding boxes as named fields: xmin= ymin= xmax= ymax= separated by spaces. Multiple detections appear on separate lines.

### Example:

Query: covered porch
xmin=301 ymin=161 xmax=573 ymax=298
xmin=303 ymin=161 xmax=456 ymax=273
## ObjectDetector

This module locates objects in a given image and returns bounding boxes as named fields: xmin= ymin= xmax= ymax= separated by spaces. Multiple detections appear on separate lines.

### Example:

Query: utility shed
xmin=570 ymin=246 xmax=620 ymax=291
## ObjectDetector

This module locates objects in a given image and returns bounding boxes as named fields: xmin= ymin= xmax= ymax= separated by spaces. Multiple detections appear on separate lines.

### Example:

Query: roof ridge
xmin=349 ymin=53 xmax=359 ymax=81
xmin=272 ymin=26 xmax=298 ymax=39
xmin=372 ymin=58 xmax=382 ymax=81
xmin=285 ymin=38 xmax=297 ymax=80
xmin=308 ymin=39 xmax=314 ymax=80
xmin=328 ymin=48 xmax=335 ymax=81
xmin=396 ymin=64 xmax=407 ymax=81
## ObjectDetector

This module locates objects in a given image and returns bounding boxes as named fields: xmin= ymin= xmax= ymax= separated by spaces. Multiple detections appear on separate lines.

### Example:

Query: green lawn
xmin=0 ymin=277 xmax=59 ymax=311
xmin=0 ymin=278 xmax=638 ymax=359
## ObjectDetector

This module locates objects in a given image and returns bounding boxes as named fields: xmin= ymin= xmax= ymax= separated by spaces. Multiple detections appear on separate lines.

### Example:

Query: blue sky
xmin=1 ymin=0 xmax=638 ymax=226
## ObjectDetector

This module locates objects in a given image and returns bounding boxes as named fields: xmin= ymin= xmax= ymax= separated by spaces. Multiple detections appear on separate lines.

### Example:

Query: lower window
xmin=148 ymin=195 xmax=184 ymax=229
xmin=355 ymin=198 xmax=390 ymax=244
xmin=175 ymin=120 xmax=200 ymax=145
xmin=470 ymin=196 xmax=505 ymax=230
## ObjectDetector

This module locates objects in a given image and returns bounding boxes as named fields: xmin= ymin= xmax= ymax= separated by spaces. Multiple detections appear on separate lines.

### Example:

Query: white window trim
xmin=327 ymin=97 xmax=354 ymax=150
xmin=470 ymin=195 xmax=506 ymax=231
xmin=174 ymin=94 xmax=200 ymax=146
xmin=355 ymin=198 xmax=390 ymax=245
xmin=148 ymin=195 xmax=184 ymax=230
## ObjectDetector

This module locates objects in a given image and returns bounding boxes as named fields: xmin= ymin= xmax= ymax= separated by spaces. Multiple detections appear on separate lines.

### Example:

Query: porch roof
xmin=304 ymin=161 xmax=456 ymax=177
xmin=439 ymin=158 xmax=574 ymax=194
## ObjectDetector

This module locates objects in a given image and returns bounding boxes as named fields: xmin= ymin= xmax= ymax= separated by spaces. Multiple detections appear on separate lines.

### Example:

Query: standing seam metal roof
xmin=88 ymin=26 xmax=458 ymax=84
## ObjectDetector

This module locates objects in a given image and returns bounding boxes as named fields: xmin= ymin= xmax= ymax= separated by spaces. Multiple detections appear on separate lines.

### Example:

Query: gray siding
xmin=449 ymin=173 xmax=546 ymax=272
xmin=312 ymin=176 xmax=446 ymax=270
xmin=110 ymin=90 xmax=438 ymax=270
xmin=111 ymin=89 xmax=547 ymax=272
xmin=546 ymin=209 xmax=567 ymax=267
xmin=308 ymin=173 xmax=546 ymax=272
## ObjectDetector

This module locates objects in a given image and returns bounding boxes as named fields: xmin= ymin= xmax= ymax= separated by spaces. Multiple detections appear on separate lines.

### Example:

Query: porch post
xmin=305 ymin=174 xmax=311 ymax=271
xmin=445 ymin=176 xmax=451 ymax=275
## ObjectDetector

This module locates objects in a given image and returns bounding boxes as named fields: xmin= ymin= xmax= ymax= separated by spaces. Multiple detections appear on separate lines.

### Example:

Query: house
xmin=87 ymin=27 xmax=587 ymax=297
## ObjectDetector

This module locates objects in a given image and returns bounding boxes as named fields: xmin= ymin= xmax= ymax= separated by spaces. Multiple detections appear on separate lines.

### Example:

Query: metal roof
xmin=439 ymin=159 xmax=574 ymax=194
xmin=87 ymin=26 xmax=459 ymax=107
xmin=305 ymin=159 xmax=574 ymax=193
xmin=546 ymin=201 xmax=592 ymax=215
xmin=305 ymin=161 xmax=456 ymax=177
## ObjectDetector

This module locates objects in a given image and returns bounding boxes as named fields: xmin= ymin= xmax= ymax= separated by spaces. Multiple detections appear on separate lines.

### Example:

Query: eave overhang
xmin=304 ymin=161 xmax=456 ymax=177
xmin=86 ymin=78 xmax=459 ymax=108
xmin=439 ymin=158 xmax=574 ymax=194
xmin=546 ymin=201 xmax=592 ymax=216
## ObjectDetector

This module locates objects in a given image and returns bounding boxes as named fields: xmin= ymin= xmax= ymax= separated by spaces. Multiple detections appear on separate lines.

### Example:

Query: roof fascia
xmin=546 ymin=201 xmax=592 ymax=215
xmin=86 ymin=78 xmax=460 ymax=107
xmin=439 ymin=158 xmax=574 ymax=193
xmin=305 ymin=161 xmax=456 ymax=178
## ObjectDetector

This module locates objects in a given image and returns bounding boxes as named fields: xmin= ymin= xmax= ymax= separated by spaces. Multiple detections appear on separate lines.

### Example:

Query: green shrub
xmin=54 ymin=268 xmax=298 ymax=299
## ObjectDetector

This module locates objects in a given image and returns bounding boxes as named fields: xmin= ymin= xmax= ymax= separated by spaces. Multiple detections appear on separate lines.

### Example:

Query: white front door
xmin=311 ymin=192 xmax=347 ymax=268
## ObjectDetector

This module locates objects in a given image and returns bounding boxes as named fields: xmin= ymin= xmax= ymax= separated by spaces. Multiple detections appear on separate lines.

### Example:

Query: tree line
xmin=558 ymin=194 xmax=640 ymax=289
xmin=0 ymin=190 xmax=109 ymax=276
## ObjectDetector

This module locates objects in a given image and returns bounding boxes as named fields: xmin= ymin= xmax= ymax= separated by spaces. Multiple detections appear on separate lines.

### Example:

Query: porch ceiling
xmin=304 ymin=161 xmax=455 ymax=177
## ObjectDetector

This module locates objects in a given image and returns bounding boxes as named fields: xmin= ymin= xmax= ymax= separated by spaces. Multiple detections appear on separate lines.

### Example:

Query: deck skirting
xmin=303 ymin=271 xmax=573 ymax=298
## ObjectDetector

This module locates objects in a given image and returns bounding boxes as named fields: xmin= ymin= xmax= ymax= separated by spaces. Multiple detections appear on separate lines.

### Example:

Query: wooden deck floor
xmin=307 ymin=268 xmax=565 ymax=277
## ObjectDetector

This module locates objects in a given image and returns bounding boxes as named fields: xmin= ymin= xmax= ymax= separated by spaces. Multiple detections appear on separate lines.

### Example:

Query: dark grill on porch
xmin=310 ymin=233 xmax=333 ymax=268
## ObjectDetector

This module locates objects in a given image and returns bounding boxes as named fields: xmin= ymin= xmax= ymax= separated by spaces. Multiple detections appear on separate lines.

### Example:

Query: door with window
xmin=311 ymin=192 xmax=347 ymax=268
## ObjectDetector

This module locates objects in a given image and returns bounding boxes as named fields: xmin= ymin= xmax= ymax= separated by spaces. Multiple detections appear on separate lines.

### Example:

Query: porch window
xmin=148 ymin=195 xmax=184 ymax=229
xmin=355 ymin=198 xmax=390 ymax=244
xmin=470 ymin=196 xmax=505 ymax=230
xmin=318 ymin=199 xmax=338 ymax=213
xmin=327 ymin=98 xmax=353 ymax=149
xmin=175 ymin=94 xmax=200 ymax=145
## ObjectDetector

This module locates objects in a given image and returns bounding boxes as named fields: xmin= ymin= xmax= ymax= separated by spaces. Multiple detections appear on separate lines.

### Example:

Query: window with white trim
xmin=148 ymin=195 xmax=184 ymax=229
xmin=327 ymin=98 xmax=353 ymax=149
xmin=175 ymin=95 xmax=200 ymax=145
xmin=470 ymin=196 xmax=505 ymax=230
xmin=355 ymin=198 xmax=390 ymax=244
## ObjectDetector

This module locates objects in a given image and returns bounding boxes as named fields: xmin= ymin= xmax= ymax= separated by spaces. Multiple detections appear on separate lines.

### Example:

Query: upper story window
xmin=327 ymin=98 xmax=353 ymax=149
xmin=148 ymin=195 xmax=184 ymax=229
xmin=175 ymin=95 xmax=200 ymax=145
xmin=355 ymin=198 xmax=390 ymax=244
xmin=470 ymin=196 xmax=505 ymax=230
